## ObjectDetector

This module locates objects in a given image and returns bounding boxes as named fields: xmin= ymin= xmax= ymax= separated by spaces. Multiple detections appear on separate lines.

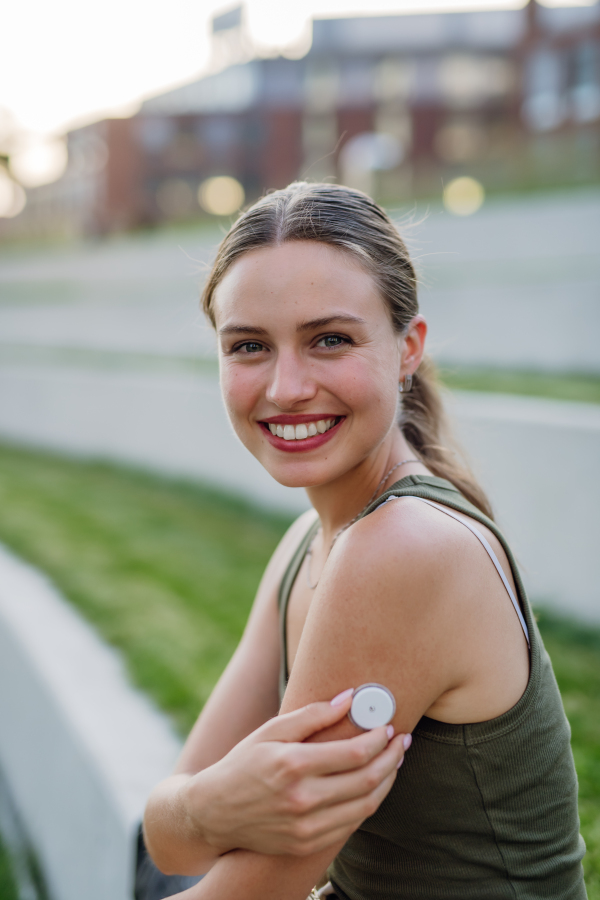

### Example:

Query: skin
xmin=147 ymin=241 xmax=530 ymax=900
xmin=144 ymin=510 xmax=407 ymax=874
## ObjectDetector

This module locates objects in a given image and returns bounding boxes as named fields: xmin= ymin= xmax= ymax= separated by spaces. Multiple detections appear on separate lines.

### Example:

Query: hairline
xmin=207 ymin=236 xmax=396 ymax=331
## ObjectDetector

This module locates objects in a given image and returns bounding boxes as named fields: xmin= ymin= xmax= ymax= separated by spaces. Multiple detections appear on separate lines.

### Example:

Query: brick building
xmin=5 ymin=0 xmax=599 ymax=237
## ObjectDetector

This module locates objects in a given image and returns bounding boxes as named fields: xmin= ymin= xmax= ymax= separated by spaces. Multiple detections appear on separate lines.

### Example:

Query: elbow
xmin=142 ymin=782 xmax=215 ymax=878
xmin=142 ymin=818 xmax=205 ymax=878
xmin=141 ymin=811 xmax=174 ymax=875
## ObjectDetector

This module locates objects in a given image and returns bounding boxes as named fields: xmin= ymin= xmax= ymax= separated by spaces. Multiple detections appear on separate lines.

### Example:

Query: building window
xmin=137 ymin=117 xmax=176 ymax=153
xmin=522 ymin=48 xmax=566 ymax=131
xmin=570 ymin=41 xmax=600 ymax=123
xmin=374 ymin=58 xmax=414 ymax=103
xmin=304 ymin=62 xmax=339 ymax=113
xmin=439 ymin=55 xmax=516 ymax=109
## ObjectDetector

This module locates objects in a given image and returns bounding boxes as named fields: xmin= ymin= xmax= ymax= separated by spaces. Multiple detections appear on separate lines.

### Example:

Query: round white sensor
xmin=348 ymin=683 xmax=396 ymax=731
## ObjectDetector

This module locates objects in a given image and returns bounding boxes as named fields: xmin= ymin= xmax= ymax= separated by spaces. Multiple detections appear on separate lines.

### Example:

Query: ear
xmin=399 ymin=315 xmax=427 ymax=381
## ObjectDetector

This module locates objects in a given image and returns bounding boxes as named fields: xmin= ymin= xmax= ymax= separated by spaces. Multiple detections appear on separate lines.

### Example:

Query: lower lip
xmin=259 ymin=419 xmax=345 ymax=453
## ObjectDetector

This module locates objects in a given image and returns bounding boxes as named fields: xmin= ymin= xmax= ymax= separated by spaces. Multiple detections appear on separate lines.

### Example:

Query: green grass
xmin=439 ymin=366 xmax=600 ymax=405
xmin=0 ymin=443 xmax=597 ymax=895
xmin=0 ymin=838 xmax=18 ymax=900
xmin=0 ymin=443 xmax=292 ymax=734
xmin=535 ymin=609 xmax=600 ymax=897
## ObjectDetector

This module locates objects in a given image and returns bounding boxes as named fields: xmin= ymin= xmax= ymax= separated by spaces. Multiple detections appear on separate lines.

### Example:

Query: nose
xmin=265 ymin=350 xmax=317 ymax=409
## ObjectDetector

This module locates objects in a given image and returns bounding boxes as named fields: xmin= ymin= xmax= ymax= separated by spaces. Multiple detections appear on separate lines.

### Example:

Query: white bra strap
xmin=383 ymin=495 xmax=530 ymax=647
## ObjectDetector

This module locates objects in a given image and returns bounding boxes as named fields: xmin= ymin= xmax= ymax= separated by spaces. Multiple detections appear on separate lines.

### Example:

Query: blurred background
xmin=0 ymin=1 xmax=599 ymax=899
xmin=1 ymin=0 xmax=600 ymax=231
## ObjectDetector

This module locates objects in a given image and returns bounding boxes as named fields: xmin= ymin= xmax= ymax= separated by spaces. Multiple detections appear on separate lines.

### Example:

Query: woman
xmin=144 ymin=183 xmax=586 ymax=900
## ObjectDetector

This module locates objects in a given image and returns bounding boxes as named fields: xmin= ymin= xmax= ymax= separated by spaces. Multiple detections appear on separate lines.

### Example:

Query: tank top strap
xmin=378 ymin=494 xmax=530 ymax=646
xmin=277 ymin=474 xmax=534 ymax=701
xmin=362 ymin=474 xmax=533 ymax=652
xmin=278 ymin=517 xmax=320 ymax=701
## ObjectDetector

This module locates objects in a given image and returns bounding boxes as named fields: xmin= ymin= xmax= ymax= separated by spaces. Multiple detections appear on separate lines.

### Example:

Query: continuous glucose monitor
xmin=349 ymin=683 xmax=396 ymax=731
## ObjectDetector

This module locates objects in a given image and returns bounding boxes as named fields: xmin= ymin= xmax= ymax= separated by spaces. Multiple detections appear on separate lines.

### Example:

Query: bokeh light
xmin=443 ymin=176 xmax=485 ymax=216
xmin=9 ymin=137 xmax=68 ymax=187
xmin=198 ymin=176 xmax=245 ymax=216
xmin=0 ymin=170 xmax=26 ymax=218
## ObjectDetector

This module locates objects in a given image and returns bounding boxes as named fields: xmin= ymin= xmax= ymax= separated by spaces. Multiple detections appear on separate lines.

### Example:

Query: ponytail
xmin=401 ymin=356 xmax=493 ymax=519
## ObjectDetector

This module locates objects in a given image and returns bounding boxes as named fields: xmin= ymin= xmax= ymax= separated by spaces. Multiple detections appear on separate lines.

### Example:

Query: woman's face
xmin=213 ymin=240 xmax=415 ymax=489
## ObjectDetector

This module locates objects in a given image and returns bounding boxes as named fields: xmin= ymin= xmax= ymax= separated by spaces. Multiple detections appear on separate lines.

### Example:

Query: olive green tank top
xmin=278 ymin=475 xmax=586 ymax=900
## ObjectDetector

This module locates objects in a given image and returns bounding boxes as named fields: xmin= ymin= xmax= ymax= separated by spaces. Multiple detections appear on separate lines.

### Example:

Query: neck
xmin=305 ymin=429 xmax=424 ymax=546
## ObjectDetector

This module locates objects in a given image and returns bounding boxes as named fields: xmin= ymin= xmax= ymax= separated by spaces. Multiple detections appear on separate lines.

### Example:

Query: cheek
xmin=219 ymin=361 xmax=261 ymax=425
xmin=330 ymin=355 xmax=398 ymax=425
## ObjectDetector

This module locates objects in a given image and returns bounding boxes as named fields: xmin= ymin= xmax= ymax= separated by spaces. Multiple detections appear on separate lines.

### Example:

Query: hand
xmin=186 ymin=689 xmax=409 ymax=858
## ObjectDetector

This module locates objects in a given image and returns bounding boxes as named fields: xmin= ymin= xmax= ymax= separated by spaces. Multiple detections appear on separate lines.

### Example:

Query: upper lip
xmin=260 ymin=414 xmax=343 ymax=425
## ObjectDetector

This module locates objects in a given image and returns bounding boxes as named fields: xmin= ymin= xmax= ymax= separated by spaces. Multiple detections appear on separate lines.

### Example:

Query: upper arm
xmin=280 ymin=499 xmax=460 ymax=738
xmin=175 ymin=508 xmax=318 ymax=774
xmin=174 ymin=502 xmax=454 ymax=899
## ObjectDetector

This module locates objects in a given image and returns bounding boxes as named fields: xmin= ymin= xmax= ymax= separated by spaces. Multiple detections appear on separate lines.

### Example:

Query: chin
xmin=261 ymin=461 xmax=327 ymax=490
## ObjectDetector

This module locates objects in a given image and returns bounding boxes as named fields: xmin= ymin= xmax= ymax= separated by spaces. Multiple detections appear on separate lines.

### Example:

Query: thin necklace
xmin=305 ymin=458 xmax=419 ymax=590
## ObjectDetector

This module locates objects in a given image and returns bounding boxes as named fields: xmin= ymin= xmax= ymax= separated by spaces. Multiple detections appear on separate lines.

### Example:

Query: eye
xmin=235 ymin=341 xmax=266 ymax=354
xmin=316 ymin=334 xmax=349 ymax=350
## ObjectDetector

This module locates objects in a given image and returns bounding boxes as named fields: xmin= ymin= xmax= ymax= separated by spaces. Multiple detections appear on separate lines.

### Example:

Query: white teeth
xmin=268 ymin=418 xmax=338 ymax=440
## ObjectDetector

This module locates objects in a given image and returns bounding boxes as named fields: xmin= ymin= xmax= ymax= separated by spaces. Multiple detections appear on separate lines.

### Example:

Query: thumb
xmin=258 ymin=689 xmax=355 ymax=744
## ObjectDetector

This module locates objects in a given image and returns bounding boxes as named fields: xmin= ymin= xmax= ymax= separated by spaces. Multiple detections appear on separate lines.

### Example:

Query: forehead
xmin=213 ymin=240 xmax=389 ymax=326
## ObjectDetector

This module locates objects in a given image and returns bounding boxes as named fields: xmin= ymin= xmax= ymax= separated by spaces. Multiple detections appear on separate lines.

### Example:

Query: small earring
xmin=398 ymin=373 xmax=413 ymax=394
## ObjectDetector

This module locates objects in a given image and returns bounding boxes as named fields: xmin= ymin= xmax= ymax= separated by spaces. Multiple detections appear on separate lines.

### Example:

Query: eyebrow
xmin=218 ymin=315 xmax=366 ymax=336
xmin=296 ymin=314 xmax=366 ymax=332
xmin=218 ymin=324 xmax=269 ymax=336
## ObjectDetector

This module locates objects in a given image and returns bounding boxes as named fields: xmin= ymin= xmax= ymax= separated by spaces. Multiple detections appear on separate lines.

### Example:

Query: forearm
xmin=144 ymin=771 xmax=228 ymax=876
xmin=167 ymin=843 xmax=343 ymax=900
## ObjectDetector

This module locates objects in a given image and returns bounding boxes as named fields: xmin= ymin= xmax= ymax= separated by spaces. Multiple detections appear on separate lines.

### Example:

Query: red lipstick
xmin=259 ymin=416 xmax=345 ymax=453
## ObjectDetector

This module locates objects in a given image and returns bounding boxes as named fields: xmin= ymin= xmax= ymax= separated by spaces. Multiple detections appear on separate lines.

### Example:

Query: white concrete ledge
xmin=0 ymin=543 xmax=181 ymax=900
xmin=452 ymin=392 xmax=600 ymax=623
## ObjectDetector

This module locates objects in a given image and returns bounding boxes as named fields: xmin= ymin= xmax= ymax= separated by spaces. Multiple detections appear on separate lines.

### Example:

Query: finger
xmin=284 ymin=726 xmax=394 ymax=778
xmin=287 ymin=769 xmax=399 ymax=853
xmin=295 ymin=735 xmax=406 ymax=811
xmin=256 ymin=691 xmax=355 ymax=744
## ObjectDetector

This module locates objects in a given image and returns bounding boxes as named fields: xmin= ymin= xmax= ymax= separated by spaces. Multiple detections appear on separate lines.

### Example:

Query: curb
xmin=0 ymin=543 xmax=181 ymax=900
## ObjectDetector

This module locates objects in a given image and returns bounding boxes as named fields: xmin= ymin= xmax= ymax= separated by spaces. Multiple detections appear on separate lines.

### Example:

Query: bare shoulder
xmin=283 ymin=498 xmax=467 ymax=731
xmin=328 ymin=496 xmax=471 ymax=610
xmin=285 ymin=497 xmax=528 ymax=731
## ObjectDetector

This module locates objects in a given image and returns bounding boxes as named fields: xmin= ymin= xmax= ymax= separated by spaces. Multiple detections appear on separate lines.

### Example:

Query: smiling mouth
xmin=262 ymin=417 xmax=342 ymax=442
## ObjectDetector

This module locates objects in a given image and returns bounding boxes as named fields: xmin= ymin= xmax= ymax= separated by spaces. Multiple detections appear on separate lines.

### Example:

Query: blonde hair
xmin=202 ymin=182 xmax=493 ymax=518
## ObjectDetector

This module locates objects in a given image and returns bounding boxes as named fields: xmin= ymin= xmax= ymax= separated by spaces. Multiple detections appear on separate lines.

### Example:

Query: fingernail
xmin=386 ymin=725 xmax=394 ymax=739
xmin=330 ymin=688 xmax=354 ymax=707
xmin=403 ymin=734 xmax=412 ymax=750
xmin=397 ymin=757 xmax=404 ymax=769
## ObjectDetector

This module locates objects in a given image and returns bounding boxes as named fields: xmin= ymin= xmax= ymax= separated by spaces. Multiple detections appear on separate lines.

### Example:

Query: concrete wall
xmin=0 ymin=363 xmax=598 ymax=622
xmin=451 ymin=392 xmax=600 ymax=623
xmin=0 ymin=543 xmax=181 ymax=900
